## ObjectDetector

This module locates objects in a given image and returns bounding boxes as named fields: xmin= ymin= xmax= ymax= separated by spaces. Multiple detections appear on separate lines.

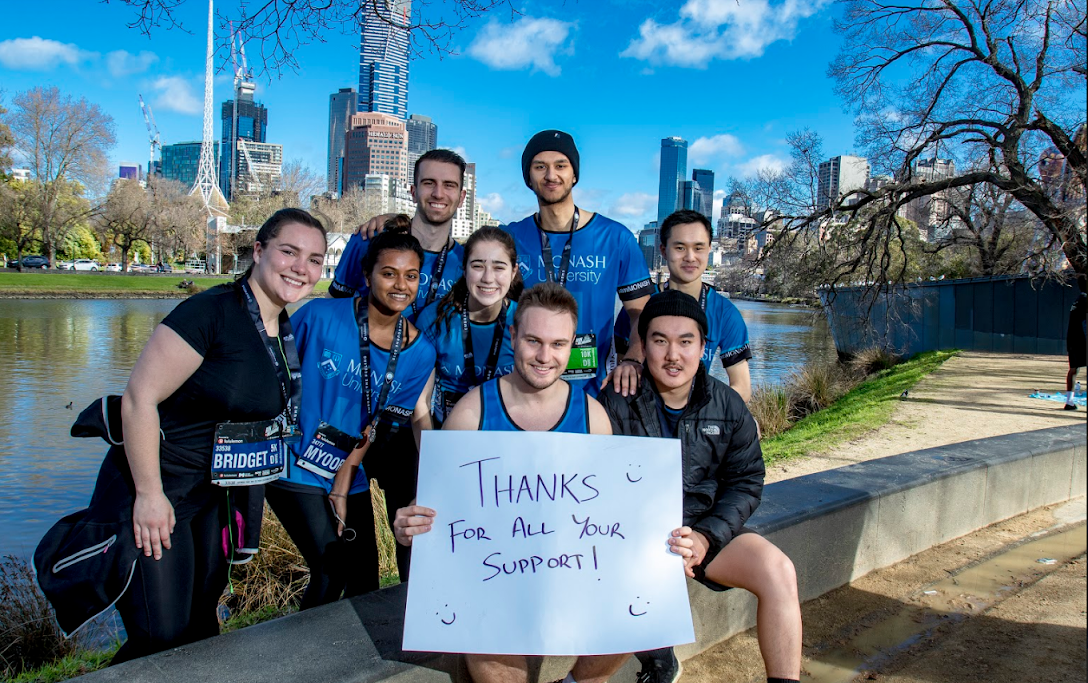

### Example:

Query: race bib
xmin=295 ymin=422 xmax=360 ymax=479
xmin=562 ymin=333 xmax=598 ymax=379
xmin=211 ymin=420 xmax=285 ymax=486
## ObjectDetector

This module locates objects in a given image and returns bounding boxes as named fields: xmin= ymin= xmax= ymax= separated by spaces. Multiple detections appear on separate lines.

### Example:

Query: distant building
xmin=361 ymin=173 xmax=415 ymax=218
xmin=691 ymin=169 xmax=715 ymax=222
xmin=233 ymin=141 xmax=283 ymax=197
xmin=639 ymin=221 xmax=660 ymax=270
xmin=162 ymin=141 xmax=218 ymax=189
xmin=679 ymin=180 xmax=696 ymax=212
xmin=452 ymin=162 xmax=477 ymax=241
xmin=118 ymin=162 xmax=141 ymax=181
xmin=10 ymin=168 xmax=31 ymax=183
xmin=343 ymin=112 xmax=409 ymax=192
xmin=901 ymin=158 xmax=956 ymax=239
xmin=327 ymin=88 xmax=358 ymax=196
xmin=658 ymin=137 xmax=687 ymax=224
xmin=219 ymin=84 xmax=268 ymax=201
xmin=817 ymin=155 xmax=870 ymax=210
xmin=359 ymin=0 xmax=410 ymax=119
xmin=717 ymin=192 xmax=757 ymax=240
xmin=406 ymin=114 xmax=437 ymax=183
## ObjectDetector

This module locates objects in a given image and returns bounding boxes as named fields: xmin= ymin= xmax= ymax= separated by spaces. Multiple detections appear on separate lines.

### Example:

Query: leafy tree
xmin=61 ymin=224 xmax=104 ymax=261
xmin=8 ymin=87 xmax=116 ymax=266
xmin=0 ymin=99 xmax=13 ymax=173
xmin=96 ymin=177 xmax=203 ymax=269
xmin=0 ymin=179 xmax=41 ymax=268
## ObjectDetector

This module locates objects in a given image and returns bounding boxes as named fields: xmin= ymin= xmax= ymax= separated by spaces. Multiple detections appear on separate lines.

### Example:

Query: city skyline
xmin=0 ymin=0 xmax=865 ymax=232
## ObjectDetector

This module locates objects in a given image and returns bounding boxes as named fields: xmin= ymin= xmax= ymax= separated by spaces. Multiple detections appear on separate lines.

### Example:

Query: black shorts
xmin=691 ymin=527 xmax=756 ymax=592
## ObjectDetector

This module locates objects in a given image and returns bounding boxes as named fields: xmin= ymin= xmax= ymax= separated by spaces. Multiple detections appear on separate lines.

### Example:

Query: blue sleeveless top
xmin=478 ymin=378 xmax=589 ymax=433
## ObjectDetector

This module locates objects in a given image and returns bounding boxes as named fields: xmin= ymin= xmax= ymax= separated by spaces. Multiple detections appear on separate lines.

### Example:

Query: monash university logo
xmin=319 ymin=349 xmax=342 ymax=379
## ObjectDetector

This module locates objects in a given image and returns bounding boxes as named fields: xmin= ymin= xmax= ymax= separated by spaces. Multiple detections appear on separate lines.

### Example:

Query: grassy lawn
xmin=0 ymin=272 xmax=332 ymax=295
xmin=761 ymin=349 xmax=959 ymax=465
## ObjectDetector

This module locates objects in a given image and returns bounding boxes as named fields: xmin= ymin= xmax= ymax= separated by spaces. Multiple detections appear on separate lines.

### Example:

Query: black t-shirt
xmin=158 ymin=283 xmax=286 ymax=457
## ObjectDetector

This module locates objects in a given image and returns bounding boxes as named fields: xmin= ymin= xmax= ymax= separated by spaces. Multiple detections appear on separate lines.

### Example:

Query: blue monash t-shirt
xmin=504 ymin=213 xmax=652 ymax=397
xmin=614 ymin=283 xmax=753 ymax=371
xmin=330 ymin=232 xmax=464 ymax=322
xmin=279 ymin=297 xmax=436 ymax=495
xmin=414 ymin=300 xmax=519 ymax=397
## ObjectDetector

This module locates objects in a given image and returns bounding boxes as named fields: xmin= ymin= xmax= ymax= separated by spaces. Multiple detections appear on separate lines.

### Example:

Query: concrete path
xmin=767 ymin=352 xmax=1086 ymax=484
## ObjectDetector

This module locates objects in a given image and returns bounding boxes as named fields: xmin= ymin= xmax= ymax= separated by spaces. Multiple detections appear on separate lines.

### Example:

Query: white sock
xmin=1066 ymin=391 xmax=1075 ymax=404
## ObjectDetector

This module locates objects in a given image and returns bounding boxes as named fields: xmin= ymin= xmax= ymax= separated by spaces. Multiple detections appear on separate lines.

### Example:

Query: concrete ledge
xmin=82 ymin=424 xmax=1085 ymax=683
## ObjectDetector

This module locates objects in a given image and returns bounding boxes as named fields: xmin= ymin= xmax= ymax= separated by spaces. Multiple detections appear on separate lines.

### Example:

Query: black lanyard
xmin=462 ymin=296 xmax=510 ymax=386
xmin=413 ymin=239 xmax=452 ymax=316
xmin=355 ymin=297 xmax=406 ymax=441
xmin=240 ymin=278 xmax=301 ymax=427
xmin=666 ymin=281 xmax=711 ymax=312
xmin=537 ymin=206 xmax=579 ymax=285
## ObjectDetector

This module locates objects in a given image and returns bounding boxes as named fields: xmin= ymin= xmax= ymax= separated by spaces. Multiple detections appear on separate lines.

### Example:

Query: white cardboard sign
xmin=402 ymin=430 xmax=696 ymax=656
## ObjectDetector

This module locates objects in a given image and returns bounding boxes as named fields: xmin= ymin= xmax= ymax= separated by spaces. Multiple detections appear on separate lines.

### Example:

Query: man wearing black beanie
xmin=504 ymin=129 xmax=654 ymax=400
xmin=601 ymin=289 xmax=803 ymax=683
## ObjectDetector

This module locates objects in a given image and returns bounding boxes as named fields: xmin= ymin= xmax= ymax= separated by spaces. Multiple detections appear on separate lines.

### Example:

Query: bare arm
xmin=586 ymin=397 xmax=614 ymax=436
xmin=607 ymin=294 xmax=651 ymax=396
xmin=121 ymin=324 xmax=204 ymax=560
xmin=329 ymin=432 xmax=373 ymax=536
xmin=724 ymin=359 xmax=752 ymax=404
xmin=411 ymin=369 xmax=436 ymax=451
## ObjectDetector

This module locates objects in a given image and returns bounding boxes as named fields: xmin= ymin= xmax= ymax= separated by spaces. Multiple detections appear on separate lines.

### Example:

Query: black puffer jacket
xmin=599 ymin=364 xmax=763 ymax=561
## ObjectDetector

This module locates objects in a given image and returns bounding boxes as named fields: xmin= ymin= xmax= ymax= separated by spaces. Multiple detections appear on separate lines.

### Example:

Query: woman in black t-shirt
xmin=36 ymin=208 xmax=327 ymax=663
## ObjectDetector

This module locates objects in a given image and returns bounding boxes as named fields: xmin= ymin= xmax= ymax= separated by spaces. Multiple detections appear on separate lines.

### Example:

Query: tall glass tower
xmin=692 ymin=168 xmax=715 ymax=222
xmin=328 ymin=88 xmax=358 ymax=195
xmin=406 ymin=114 xmax=437 ymax=182
xmin=658 ymin=136 xmax=687 ymax=224
xmin=359 ymin=0 xmax=411 ymax=119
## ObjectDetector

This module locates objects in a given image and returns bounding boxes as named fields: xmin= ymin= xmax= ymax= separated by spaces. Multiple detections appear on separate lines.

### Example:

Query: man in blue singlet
xmin=393 ymin=283 xmax=627 ymax=683
xmin=330 ymin=149 xmax=468 ymax=322
xmin=505 ymin=130 xmax=654 ymax=399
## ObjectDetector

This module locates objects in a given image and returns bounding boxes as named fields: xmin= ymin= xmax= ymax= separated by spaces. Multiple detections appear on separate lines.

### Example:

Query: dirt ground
xmin=682 ymin=352 xmax=1087 ymax=683
xmin=767 ymin=351 xmax=1086 ymax=483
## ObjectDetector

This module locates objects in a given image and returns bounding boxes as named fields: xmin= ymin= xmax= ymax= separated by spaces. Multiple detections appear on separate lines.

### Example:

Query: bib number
xmin=211 ymin=420 xmax=285 ymax=486
xmin=563 ymin=333 xmax=598 ymax=379
xmin=295 ymin=422 xmax=360 ymax=479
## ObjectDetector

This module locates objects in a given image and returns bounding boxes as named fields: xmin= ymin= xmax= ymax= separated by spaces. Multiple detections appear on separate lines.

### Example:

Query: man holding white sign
xmin=600 ymin=289 xmax=802 ymax=683
xmin=395 ymin=282 xmax=694 ymax=683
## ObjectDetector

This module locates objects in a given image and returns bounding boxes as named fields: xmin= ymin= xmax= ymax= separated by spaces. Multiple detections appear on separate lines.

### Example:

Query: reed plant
xmin=0 ymin=555 xmax=87 ymax=679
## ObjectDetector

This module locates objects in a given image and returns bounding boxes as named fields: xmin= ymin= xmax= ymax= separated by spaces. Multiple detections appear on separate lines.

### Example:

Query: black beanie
xmin=522 ymin=130 xmax=580 ymax=188
xmin=638 ymin=289 xmax=709 ymax=342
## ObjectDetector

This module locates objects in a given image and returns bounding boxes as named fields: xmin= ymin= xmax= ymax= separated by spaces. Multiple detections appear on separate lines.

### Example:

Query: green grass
xmin=7 ymin=642 xmax=120 ymax=683
xmin=761 ymin=349 xmax=958 ymax=465
xmin=0 ymin=273 xmax=332 ymax=295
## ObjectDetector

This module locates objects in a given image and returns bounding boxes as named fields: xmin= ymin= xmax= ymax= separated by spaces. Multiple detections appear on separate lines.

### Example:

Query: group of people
xmin=35 ymin=131 xmax=802 ymax=683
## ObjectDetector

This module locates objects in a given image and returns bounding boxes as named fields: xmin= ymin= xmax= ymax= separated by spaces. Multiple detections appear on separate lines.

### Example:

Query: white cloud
xmin=610 ymin=192 xmax=656 ymax=218
xmin=0 ymin=36 xmax=91 ymax=70
xmin=478 ymin=192 xmax=506 ymax=215
xmin=689 ymin=134 xmax=745 ymax=163
xmin=443 ymin=145 xmax=470 ymax=161
xmin=737 ymin=154 xmax=788 ymax=177
xmin=151 ymin=76 xmax=202 ymax=115
xmin=621 ymin=0 xmax=831 ymax=66
xmin=467 ymin=17 xmax=574 ymax=76
xmin=106 ymin=50 xmax=158 ymax=78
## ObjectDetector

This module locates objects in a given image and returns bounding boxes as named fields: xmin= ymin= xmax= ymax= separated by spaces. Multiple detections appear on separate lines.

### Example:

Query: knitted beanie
xmin=521 ymin=130 xmax=580 ymax=188
xmin=637 ymin=289 xmax=709 ymax=341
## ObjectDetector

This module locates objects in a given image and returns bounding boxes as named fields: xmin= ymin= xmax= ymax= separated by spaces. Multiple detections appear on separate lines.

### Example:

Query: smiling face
xmin=366 ymin=249 xmax=422 ymax=314
xmin=662 ymin=221 xmax=711 ymax=287
xmin=466 ymin=239 xmax=515 ymax=309
xmin=250 ymin=222 xmax=326 ymax=307
xmin=644 ymin=315 xmax=706 ymax=395
xmin=528 ymin=151 xmax=576 ymax=207
xmin=511 ymin=306 xmax=576 ymax=390
xmin=411 ymin=159 xmax=465 ymax=227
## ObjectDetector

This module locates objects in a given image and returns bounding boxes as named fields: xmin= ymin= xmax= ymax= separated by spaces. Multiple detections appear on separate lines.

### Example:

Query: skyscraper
xmin=691 ymin=169 xmax=715 ymax=222
xmin=163 ymin=141 xmax=218 ymax=189
xmin=359 ymin=0 xmax=411 ymax=120
xmin=406 ymin=114 xmax=437 ymax=183
xmin=328 ymin=88 xmax=357 ymax=195
xmin=342 ymin=112 xmax=408 ymax=191
xmin=219 ymin=85 xmax=268 ymax=201
xmin=817 ymin=155 xmax=870 ymax=210
xmin=658 ymin=136 xmax=687 ymax=223
xmin=680 ymin=180 xmax=697 ymax=211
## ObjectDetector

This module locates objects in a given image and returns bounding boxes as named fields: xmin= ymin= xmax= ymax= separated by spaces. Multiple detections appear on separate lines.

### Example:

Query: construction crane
xmin=138 ymin=94 xmax=161 ymax=179
xmin=228 ymin=23 xmax=257 ymax=199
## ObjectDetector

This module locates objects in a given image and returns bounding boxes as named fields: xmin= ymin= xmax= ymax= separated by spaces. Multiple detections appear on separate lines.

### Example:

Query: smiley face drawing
xmin=626 ymin=464 xmax=643 ymax=483
xmin=628 ymin=597 xmax=649 ymax=617
xmin=436 ymin=604 xmax=456 ymax=625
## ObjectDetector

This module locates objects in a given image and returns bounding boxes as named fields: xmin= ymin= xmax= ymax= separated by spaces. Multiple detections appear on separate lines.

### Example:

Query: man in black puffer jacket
xmin=600 ymin=289 xmax=801 ymax=683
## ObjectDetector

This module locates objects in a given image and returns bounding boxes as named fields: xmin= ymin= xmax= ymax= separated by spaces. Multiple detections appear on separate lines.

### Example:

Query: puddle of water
xmin=802 ymin=523 xmax=1087 ymax=682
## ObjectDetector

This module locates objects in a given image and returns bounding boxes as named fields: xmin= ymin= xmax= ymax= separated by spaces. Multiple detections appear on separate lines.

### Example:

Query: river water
xmin=0 ymin=297 xmax=833 ymax=557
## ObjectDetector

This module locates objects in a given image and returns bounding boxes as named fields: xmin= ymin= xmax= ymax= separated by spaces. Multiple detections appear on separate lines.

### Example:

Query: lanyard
xmin=666 ymin=281 xmax=711 ymax=312
xmin=537 ymin=206 xmax=579 ymax=285
xmin=355 ymin=297 xmax=406 ymax=442
xmin=413 ymin=239 xmax=452 ymax=316
xmin=240 ymin=278 xmax=301 ymax=427
xmin=461 ymin=296 xmax=510 ymax=386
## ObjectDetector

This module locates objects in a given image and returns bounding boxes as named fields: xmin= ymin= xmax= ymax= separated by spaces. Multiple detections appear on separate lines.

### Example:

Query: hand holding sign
xmin=403 ymin=430 xmax=695 ymax=656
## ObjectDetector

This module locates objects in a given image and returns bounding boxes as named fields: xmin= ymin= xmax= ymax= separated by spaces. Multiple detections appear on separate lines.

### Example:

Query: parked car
xmin=105 ymin=263 xmax=123 ymax=272
xmin=156 ymin=263 xmax=174 ymax=273
xmin=71 ymin=259 xmax=100 ymax=271
xmin=127 ymin=263 xmax=153 ymax=273
xmin=20 ymin=255 xmax=50 ymax=269
xmin=184 ymin=259 xmax=207 ymax=274
xmin=56 ymin=260 xmax=75 ymax=270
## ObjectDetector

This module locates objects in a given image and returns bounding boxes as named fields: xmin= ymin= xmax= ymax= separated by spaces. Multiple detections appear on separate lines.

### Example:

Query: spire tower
xmin=191 ymin=0 xmax=228 ymax=215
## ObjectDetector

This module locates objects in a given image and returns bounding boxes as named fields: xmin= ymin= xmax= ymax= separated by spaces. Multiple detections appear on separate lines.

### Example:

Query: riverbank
xmin=0 ymin=273 xmax=332 ymax=298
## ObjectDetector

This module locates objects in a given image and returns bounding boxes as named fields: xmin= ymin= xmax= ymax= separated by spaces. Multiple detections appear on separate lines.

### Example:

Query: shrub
xmin=749 ymin=383 xmax=791 ymax=439
xmin=0 ymin=555 xmax=85 ymax=679
xmin=786 ymin=363 xmax=847 ymax=420
xmin=848 ymin=346 xmax=902 ymax=377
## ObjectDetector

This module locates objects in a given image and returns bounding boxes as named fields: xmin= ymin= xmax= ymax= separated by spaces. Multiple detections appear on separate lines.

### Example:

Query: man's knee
xmin=767 ymin=550 xmax=798 ymax=600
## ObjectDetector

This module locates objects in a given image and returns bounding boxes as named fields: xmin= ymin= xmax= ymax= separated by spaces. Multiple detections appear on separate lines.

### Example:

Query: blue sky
xmin=0 ymin=0 xmax=861 ymax=230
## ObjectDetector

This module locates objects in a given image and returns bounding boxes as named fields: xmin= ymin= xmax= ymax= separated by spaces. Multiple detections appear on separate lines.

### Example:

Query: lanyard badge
xmin=239 ymin=278 xmax=302 ymax=443
xmin=356 ymin=298 xmax=406 ymax=444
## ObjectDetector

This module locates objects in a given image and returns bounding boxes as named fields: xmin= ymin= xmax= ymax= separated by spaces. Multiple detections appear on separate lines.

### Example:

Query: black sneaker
xmin=635 ymin=648 xmax=682 ymax=683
